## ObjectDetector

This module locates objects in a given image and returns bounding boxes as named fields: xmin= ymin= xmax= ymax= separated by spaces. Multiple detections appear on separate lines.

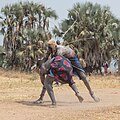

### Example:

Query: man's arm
xmin=43 ymin=50 xmax=51 ymax=62
xmin=40 ymin=58 xmax=54 ymax=75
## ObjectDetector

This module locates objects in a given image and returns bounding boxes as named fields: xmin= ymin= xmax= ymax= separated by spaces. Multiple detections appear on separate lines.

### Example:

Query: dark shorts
xmin=69 ymin=56 xmax=85 ymax=73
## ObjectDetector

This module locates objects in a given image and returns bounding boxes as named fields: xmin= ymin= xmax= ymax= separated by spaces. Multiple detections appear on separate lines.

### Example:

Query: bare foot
xmin=49 ymin=103 xmax=56 ymax=108
xmin=91 ymin=94 xmax=100 ymax=102
xmin=76 ymin=94 xmax=84 ymax=103
xmin=33 ymin=98 xmax=43 ymax=104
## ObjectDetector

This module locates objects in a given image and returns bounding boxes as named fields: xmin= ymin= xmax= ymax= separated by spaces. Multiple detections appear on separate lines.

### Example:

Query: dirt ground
xmin=0 ymin=69 xmax=120 ymax=120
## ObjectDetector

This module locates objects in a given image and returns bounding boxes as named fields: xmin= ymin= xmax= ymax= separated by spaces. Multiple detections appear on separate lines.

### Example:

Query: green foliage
xmin=0 ymin=46 xmax=5 ymax=53
xmin=54 ymin=2 xmax=120 ymax=65
xmin=0 ymin=1 xmax=58 ymax=71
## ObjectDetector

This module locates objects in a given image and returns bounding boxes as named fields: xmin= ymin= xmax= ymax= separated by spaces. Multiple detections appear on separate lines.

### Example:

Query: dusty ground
xmin=0 ymin=69 xmax=120 ymax=120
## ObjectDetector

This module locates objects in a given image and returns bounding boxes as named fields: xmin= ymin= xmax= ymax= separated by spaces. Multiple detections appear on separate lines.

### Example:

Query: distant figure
xmin=109 ymin=58 xmax=118 ymax=73
xmin=103 ymin=61 xmax=108 ymax=74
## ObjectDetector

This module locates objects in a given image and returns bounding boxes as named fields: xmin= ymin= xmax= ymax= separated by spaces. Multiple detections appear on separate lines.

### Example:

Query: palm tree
xmin=53 ymin=2 xmax=120 ymax=73
xmin=0 ymin=1 xmax=58 ymax=71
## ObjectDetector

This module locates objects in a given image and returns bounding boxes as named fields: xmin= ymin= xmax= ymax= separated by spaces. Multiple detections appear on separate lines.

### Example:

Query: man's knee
xmin=79 ymin=72 xmax=88 ymax=82
xmin=44 ymin=76 xmax=54 ymax=88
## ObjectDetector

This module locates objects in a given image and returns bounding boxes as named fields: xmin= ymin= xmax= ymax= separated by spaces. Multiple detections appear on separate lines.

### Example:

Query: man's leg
xmin=70 ymin=83 xmax=84 ymax=103
xmin=76 ymin=70 xmax=100 ymax=102
xmin=34 ymin=72 xmax=46 ymax=104
xmin=34 ymin=86 xmax=46 ymax=104
xmin=44 ymin=75 xmax=56 ymax=106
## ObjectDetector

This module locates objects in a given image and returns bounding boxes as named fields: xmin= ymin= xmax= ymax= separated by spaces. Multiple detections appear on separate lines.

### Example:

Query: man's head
xmin=47 ymin=39 xmax=57 ymax=46
xmin=47 ymin=39 xmax=57 ymax=51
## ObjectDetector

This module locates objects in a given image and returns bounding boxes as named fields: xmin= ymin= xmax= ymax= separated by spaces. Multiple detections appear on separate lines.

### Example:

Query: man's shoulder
xmin=57 ymin=45 xmax=65 ymax=49
xmin=57 ymin=45 xmax=64 ymax=47
xmin=57 ymin=45 xmax=71 ymax=48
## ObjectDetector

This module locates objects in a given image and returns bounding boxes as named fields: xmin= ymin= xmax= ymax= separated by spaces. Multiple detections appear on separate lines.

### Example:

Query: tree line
xmin=0 ymin=1 xmax=120 ymax=73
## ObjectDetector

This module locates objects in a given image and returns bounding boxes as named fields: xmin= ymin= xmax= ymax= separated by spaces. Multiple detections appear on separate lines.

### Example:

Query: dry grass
xmin=73 ymin=74 xmax=120 ymax=89
xmin=87 ymin=75 xmax=120 ymax=89
xmin=0 ymin=69 xmax=41 ymax=101
xmin=0 ymin=69 xmax=120 ymax=120
xmin=0 ymin=68 xmax=119 ymax=101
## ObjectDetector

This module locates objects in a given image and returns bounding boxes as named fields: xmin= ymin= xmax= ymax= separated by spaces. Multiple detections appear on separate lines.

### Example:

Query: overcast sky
xmin=0 ymin=0 xmax=120 ymax=45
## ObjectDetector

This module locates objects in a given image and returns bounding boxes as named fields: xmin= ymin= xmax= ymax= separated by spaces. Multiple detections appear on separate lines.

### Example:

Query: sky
xmin=0 ymin=0 xmax=120 ymax=45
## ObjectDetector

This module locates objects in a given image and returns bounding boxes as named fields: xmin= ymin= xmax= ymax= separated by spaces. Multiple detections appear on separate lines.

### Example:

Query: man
xmin=35 ymin=56 xmax=84 ymax=107
xmin=43 ymin=39 xmax=100 ymax=102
